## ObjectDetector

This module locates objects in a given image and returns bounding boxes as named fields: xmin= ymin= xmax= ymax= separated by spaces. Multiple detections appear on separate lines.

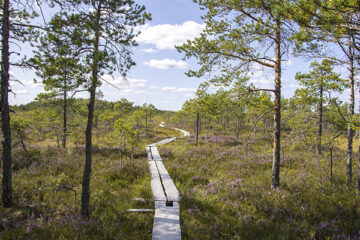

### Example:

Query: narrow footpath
xmin=146 ymin=123 xmax=189 ymax=240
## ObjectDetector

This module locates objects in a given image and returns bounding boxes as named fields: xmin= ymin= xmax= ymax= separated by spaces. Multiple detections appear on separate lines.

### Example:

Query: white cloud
xmin=143 ymin=48 xmax=158 ymax=53
xmin=122 ymin=89 xmax=146 ymax=95
xmin=175 ymin=87 xmax=196 ymax=92
xmin=144 ymin=58 xmax=188 ymax=69
xmin=249 ymin=77 xmax=272 ymax=86
xmin=149 ymin=85 xmax=159 ymax=89
xmin=20 ymin=79 xmax=41 ymax=88
xmin=162 ymin=86 xmax=177 ymax=91
xmin=102 ymin=75 xmax=147 ymax=88
xmin=161 ymin=86 xmax=196 ymax=92
xmin=136 ymin=21 xmax=205 ymax=50
xmin=127 ymin=78 xmax=147 ymax=88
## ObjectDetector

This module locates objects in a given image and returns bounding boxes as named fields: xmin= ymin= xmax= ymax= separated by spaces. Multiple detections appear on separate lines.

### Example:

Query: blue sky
xmin=10 ymin=0 xmax=353 ymax=111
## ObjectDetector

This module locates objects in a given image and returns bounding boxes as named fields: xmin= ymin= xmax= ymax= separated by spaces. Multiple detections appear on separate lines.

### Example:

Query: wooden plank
xmin=147 ymin=146 xmax=154 ymax=161
xmin=152 ymin=201 xmax=181 ymax=240
xmin=148 ymin=151 xmax=154 ymax=161
xmin=151 ymin=175 xmax=167 ymax=201
xmin=151 ymin=147 xmax=162 ymax=160
xmin=155 ymin=161 xmax=180 ymax=202
xmin=151 ymin=147 xmax=160 ymax=156
xmin=153 ymin=137 xmax=177 ymax=146
xmin=149 ymin=161 xmax=167 ymax=201
xmin=146 ymin=146 xmax=151 ymax=151
xmin=146 ymin=129 xmax=187 ymax=240
xmin=127 ymin=209 xmax=153 ymax=213
xmin=149 ymin=160 xmax=159 ymax=175
xmin=133 ymin=198 xmax=146 ymax=202
xmin=174 ymin=128 xmax=190 ymax=137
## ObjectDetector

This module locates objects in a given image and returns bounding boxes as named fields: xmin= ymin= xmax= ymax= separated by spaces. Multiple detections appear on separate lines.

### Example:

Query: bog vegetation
xmin=1 ymin=0 xmax=360 ymax=239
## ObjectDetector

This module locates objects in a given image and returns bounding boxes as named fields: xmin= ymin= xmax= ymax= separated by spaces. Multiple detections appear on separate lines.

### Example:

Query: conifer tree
xmin=178 ymin=0 xmax=296 ymax=188
xmin=31 ymin=13 xmax=87 ymax=148
xmin=295 ymin=59 xmax=345 ymax=155
xmin=294 ymin=0 xmax=358 ymax=185
xmin=58 ymin=0 xmax=150 ymax=218
xmin=1 ymin=0 xmax=49 ymax=208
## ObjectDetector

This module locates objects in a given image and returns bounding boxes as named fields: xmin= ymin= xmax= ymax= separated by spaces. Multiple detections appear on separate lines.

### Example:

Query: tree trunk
xmin=18 ymin=129 xmax=27 ymax=152
xmin=357 ymin=133 xmax=360 ymax=194
xmin=94 ymin=115 xmax=98 ymax=129
xmin=145 ymin=115 xmax=148 ymax=137
xmin=271 ymin=21 xmax=281 ymax=189
xmin=81 ymin=1 xmax=102 ymax=218
xmin=1 ymin=0 xmax=12 ymax=208
xmin=195 ymin=111 xmax=199 ymax=143
xmin=330 ymin=146 xmax=333 ymax=184
xmin=236 ymin=117 xmax=240 ymax=142
xmin=358 ymin=54 xmax=360 ymax=193
xmin=199 ymin=116 xmax=201 ymax=134
xmin=62 ymin=87 xmax=67 ymax=148
xmin=317 ymin=85 xmax=323 ymax=156
xmin=346 ymin=40 xmax=355 ymax=186
xmin=263 ymin=120 xmax=266 ymax=135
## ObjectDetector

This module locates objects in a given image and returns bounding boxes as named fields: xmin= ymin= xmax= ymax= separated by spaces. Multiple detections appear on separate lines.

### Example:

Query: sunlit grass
xmin=0 ymin=123 xmax=177 ymax=239
xmin=160 ymin=133 xmax=360 ymax=239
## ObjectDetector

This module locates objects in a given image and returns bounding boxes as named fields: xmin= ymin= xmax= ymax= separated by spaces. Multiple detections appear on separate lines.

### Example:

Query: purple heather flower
xmin=192 ymin=175 xmax=201 ymax=180
xmin=320 ymin=221 xmax=330 ymax=229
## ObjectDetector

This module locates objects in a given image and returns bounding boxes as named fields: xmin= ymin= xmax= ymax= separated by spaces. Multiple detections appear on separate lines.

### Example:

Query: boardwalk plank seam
xmin=146 ymin=125 xmax=189 ymax=240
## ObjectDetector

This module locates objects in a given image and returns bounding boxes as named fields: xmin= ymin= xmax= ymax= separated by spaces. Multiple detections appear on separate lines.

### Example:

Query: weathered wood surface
xmin=150 ymin=147 xmax=162 ymax=160
xmin=146 ymin=124 xmax=189 ymax=240
xmin=174 ymin=128 xmax=190 ymax=137
xmin=133 ymin=198 xmax=145 ymax=202
xmin=152 ymin=137 xmax=177 ymax=146
xmin=127 ymin=209 xmax=154 ymax=213
xmin=148 ymin=160 xmax=167 ymax=201
xmin=155 ymin=161 xmax=180 ymax=202
xmin=152 ymin=201 xmax=181 ymax=240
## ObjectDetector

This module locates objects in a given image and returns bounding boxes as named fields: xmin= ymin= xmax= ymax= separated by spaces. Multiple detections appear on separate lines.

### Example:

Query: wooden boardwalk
xmin=146 ymin=123 xmax=189 ymax=240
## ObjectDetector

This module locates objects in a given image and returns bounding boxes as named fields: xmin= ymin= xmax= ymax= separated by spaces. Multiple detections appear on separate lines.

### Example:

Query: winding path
xmin=146 ymin=123 xmax=189 ymax=240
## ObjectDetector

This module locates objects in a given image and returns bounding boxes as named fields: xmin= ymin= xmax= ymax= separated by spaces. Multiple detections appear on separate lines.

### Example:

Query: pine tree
xmin=295 ymin=59 xmax=345 ymax=155
xmin=293 ymin=0 xmax=358 ymax=186
xmin=1 ymin=0 xmax=48 ymax=208
xmin=58 ymin=0 xmax=150 ymax=218
xmin=178 ymin=0 xmax=296 ymax=188
xmin=30 ymin=13 xmax=87 ymax=148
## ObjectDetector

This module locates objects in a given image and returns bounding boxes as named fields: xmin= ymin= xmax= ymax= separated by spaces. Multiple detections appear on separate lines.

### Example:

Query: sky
xmin=10 ymin=0 xmax=354 ymax=111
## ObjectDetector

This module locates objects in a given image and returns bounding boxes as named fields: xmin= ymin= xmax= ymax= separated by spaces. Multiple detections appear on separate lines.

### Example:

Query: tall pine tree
xmin=178 ymin=0 xmax=296 ymax=188
xmin=58 ymin=0 xmax=150 ymax=218
xmin=30 ymin=13 xmax=87 ymax=148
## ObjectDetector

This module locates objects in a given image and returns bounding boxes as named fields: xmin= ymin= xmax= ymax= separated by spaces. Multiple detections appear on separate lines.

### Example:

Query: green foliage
xmin=286 ymin=59 xmax=346 ymax=149
xmin=177 ymin=0 xmax=295 ymax=84
xmin=295 ymin=59 xmax=345 ymax=103
xmin=161 ymin=135 xmax=360 ymax=239
xmin=0 ymin=145 xmax=153 ymax=239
